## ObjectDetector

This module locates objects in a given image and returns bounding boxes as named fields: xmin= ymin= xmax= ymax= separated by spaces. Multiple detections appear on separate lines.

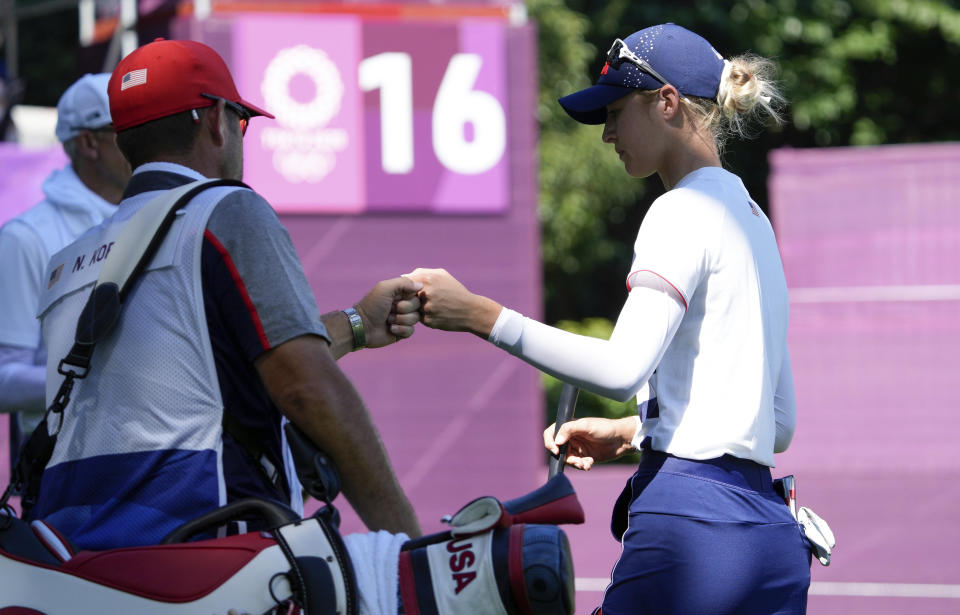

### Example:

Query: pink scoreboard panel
xmin=178 ymin=12 xmax=515 ymax=214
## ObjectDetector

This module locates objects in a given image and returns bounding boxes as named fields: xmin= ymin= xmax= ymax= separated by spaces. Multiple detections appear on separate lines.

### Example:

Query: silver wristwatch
xmin=342 ymin=306 xmax=366 ymax=349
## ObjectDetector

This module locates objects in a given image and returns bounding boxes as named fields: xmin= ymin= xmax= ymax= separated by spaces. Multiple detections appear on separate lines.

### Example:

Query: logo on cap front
xmin=121 ymin=69 xmax=148 ymax=91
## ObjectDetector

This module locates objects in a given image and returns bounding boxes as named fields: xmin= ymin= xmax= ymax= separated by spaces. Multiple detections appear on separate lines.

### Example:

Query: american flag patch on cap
xmin=121 ymin=68 xmax=147 ymax=90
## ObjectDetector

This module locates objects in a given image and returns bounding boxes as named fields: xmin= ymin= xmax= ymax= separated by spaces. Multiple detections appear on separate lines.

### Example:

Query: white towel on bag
xmin=344 ymin=530 xmax=410 ymax=615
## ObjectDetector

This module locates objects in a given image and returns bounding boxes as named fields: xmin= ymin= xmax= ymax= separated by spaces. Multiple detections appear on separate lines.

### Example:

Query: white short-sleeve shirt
xmin=627 ymin=167 xmax=789 ymax=466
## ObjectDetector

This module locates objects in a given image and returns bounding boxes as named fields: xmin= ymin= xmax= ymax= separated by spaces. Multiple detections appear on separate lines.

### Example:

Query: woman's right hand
xmin=543 ymin=416 xmax=639 ymax=471
xmin=405 ymin=268 xmax=502 ymax=337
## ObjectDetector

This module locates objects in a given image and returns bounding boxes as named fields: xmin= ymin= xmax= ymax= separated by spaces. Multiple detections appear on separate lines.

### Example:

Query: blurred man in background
xmin=0 ymin=73 xmax=130 ymax=459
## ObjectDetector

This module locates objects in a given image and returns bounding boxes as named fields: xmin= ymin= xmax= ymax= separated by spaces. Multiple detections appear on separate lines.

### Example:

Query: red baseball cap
xmin=108 ymin=38 xmax=274 ymax=132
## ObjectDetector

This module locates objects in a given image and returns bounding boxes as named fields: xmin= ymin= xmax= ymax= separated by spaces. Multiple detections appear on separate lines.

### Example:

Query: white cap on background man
xmin=54 ymin=73 xmax=113 ymax=142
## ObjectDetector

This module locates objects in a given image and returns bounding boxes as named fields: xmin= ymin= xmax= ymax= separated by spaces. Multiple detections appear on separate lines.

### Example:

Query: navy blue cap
xmin=559 ymin=24 xmax=726 ymax=125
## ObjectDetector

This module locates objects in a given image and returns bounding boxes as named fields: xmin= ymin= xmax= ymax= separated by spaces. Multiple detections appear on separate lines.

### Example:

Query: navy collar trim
xmin=122 ymin=171 xmax=198 ymax=200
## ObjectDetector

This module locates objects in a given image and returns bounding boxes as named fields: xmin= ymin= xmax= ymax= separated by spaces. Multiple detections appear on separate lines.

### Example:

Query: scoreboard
xmin=178 ymin=10 xmax=524 ymax=214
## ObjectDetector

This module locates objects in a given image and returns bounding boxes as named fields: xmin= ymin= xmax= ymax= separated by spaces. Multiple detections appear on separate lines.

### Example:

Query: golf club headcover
xmin=445 ymin=474 xmax=584 ymax=537
xmin=398 ymin=523 xmax=575 ymax=615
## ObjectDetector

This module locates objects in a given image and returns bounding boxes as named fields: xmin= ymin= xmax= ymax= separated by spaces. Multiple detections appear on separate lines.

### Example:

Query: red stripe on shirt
xmin=625 ymin=269 xmax=688 ymax=310
xmin=204 ymin=229 xmax=270 ymax=350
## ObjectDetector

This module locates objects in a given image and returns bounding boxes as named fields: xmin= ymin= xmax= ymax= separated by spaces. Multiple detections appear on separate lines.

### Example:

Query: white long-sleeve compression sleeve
xmin=488 ymin=282 xmax=685 ymax=403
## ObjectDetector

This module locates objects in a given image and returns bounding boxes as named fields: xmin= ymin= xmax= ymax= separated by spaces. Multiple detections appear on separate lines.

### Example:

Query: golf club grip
xmin=548 ymin=383 xmax=580 ymax=478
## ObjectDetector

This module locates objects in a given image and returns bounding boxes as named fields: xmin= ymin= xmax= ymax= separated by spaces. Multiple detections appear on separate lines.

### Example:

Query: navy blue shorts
xmin=601 ymin=451 xmax=811 ymax=615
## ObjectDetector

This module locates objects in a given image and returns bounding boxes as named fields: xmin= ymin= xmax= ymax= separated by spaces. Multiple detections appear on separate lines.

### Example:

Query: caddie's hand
xmin=543 ymin=416 xmax=639 ymax=471
xmin=406 ymin=267 xmax=501 ymax=337
xmin=355 ymin=276 xmax=423 ymax=348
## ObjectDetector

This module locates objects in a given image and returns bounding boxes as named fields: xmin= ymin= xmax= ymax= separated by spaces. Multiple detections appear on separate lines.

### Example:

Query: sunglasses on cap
xmin=603 ymin=38 xmax=688 ymax=101
xmin=201 ymin=93 xmax=251 ymax=136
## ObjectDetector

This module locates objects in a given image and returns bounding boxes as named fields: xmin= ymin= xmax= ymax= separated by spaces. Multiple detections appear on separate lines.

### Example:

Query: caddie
xmin=30 ymin=38 xmax=422 ymax=550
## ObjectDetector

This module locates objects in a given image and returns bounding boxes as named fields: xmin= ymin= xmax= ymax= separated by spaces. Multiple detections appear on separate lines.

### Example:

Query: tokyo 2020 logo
xmin=260 ymin=45 xmax=349 ymax=183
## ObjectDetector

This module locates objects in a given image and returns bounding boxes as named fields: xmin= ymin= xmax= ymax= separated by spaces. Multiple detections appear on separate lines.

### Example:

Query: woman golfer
xmin=409 ymin=23 xmax=811 ymax=615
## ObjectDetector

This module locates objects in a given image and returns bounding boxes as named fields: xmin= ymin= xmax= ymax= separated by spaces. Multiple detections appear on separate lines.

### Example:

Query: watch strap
xmin=343 ymin=306 xmax=366 ymax=349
